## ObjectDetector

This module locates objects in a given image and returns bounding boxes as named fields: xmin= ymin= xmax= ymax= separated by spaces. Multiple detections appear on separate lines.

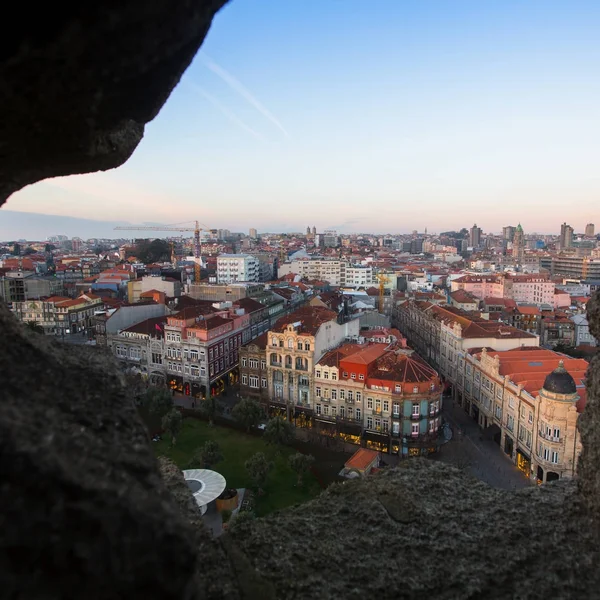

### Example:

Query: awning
xmin=363 ymin=431 xmax=389 ymax=443
xmin=338 ymin=422 xmax=362 ymax=436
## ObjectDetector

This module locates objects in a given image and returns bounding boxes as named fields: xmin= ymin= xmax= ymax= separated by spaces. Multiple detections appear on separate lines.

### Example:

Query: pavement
xmin=434 ymin=396 xmax=532 ymax=490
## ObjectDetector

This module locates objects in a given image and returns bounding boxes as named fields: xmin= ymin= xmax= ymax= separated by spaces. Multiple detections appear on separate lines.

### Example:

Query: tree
xmin=124 ymin=372 xmax=148 ymax=405
xmin=189 ymin=440 xmax=223 ymax=469
xmin=288 ymin=452 xmax=315 ymax=487
xmin=199 ymin=396 xmax=221 ymax=426
xmin=25 ymin=321 xmax=44 ymax=334
xmin=140 ymin=386 xmax=173 ymax=417
xmin=23 ymin=247 xmax=36 ymax=256
xmin=263 ymin=416 xmax=294 ymax=450
xmin=135 ymin=238 xmax=170 ymax=264
xmin=232 ymin=398 xmax=263 ymax=433
xmin=161 ymin=408 xmax=182 ymax=447
xmin=245 ymin=452 xmax=272 ymax=492
xmin=44 ymin=243 xmax=56 ymax=253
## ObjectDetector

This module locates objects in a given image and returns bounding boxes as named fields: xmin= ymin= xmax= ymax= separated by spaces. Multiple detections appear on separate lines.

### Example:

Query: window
xmin=429 ymin=420 xmax=435 ymax=433
xmin=395 ymin=384 xmax=401 ymax=393
xmin=343 ymin=372 xmax=348 ymax=378
xmin=507 ymin=415 xmax=514 ymax=432
xmin=495 ymin=404 xmax=502 ymax=419
xmin=315 ymin=387 xmax=321 ymax=397
xmin=553 ymin=427 xmax=561 ymax=440
xmin=271 ymin=337 xmax=277 ymax=346
xmin=316 ymin=370 xmax=321 ymax=378
xmin=393 ymin=402 xmax=400 ymax=416
xmin=356 ymin=392 xmax=362 ymax=402
xmin=356 ymin=408 xmax=361 ymax=419
xmin=241 ymin=374 xmax=248 ymax=385
xmin=528 ymin=411 xmax=533 ymax=424
xmin=298 ymin=341 xmax=303 ymax=350
xmin=241 ymin=357 xmax=247 ymax=367
xmin=411 ymin=423 xmax=419 ymax=436
xmin=367 ymin=417 xmax=373 ymax=429
xmin=551 ymin=451 xmax=559 ymax=464
xmin=351 ymin=373 xmax=356 ymax=379
xmin=496 ymin=387 xmax=502 ymax=399
xmin=393 ymin=422 xmax=400 ymax=435
xmin=359 ymin=374 xmax=364 ymax=380
xmin=316 ymin=404 xmax=321 ymax=415
xmin=383 ymin=400 xmax=389 ymax=412
xmin=520 ymin=406 xmax=526 ymax=418
xmin=367 ymin=398 xmax=373 ymax=409
xmin=340 ymin=389 xmax=345 ymax=400
xmin=331 ymin=372 xmax=337 ymax=380
xmin=383 ymin=420 xmax=389 ymax=433
xmin=331 ymin=389 xmax=337 ymax=400
xmin=348 ymin=391 xmax=353 ymax=401
xmin=413 ymin=386 xmax=418 ymax=393
xmin=332 ymin=406 xmax=337 ymax=416
xmin=340 ymin=406 xmax=345 ymax=418
xmin=288 ymin=338 xmax=293 ymax=348
xmin=304 ymin=343 xmax=310 ymax=351
xmin=412 ymin=403 xmax=420 ymax=416
xmin=323 ymin=405 xmax=329 ymax=415
xmin=508 ymin=396 xmax=515 ymax=409
xmin=262 ymin=377 xmax=267 ymax=388
xmin=323 ymin=371 xmax=329 ymax=379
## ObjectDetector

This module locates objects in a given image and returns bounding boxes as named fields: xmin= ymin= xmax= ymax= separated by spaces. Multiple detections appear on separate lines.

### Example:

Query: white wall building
xmin=217 ymin=254 xmax=260 ymax=283
xmin=278 ymin=258 xmax=373 ymax=288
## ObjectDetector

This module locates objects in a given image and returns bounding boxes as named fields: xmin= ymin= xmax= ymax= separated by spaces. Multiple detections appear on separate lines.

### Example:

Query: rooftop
xmin=271 ymin=306 xmax=337 ymax=336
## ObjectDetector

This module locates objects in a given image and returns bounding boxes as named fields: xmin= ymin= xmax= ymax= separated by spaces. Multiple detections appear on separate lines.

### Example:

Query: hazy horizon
xmin=3 ymin=1 xmax=600 ymax=234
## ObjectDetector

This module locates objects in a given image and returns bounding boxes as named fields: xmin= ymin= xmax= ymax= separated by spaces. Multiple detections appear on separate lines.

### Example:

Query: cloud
xmin=187 ymin=82 xmax=266 ymax=142
xmin=200 ymin=53 xmax=290 ymax=139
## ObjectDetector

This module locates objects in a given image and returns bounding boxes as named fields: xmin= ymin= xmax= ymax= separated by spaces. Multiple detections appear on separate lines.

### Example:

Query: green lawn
xmin=153 ymin=417 xmax=322 ymax=516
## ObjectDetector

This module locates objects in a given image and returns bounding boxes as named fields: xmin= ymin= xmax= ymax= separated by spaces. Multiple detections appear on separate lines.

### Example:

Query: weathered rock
xmin=0 ymin=302 xmax=234 ymax=599
xmin=1 ymin=0 xmax=228 ymax=204
xmin=230 ymin=461 xmax=600 ymax=599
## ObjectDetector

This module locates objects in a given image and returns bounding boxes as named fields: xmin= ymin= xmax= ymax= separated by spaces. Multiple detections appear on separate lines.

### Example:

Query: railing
xmin=285 ymin=363 xmax=293 ymax=369
xmin=411 ymin=413 xmax=421 ymax=420
xmin=539 ymin=431 xmax=562 ymax=444
xmin=270 ymin=361 xmax=282 ymax=367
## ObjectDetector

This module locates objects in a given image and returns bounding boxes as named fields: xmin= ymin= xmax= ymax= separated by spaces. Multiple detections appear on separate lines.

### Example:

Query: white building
xmin=572 ymin=314 xmax=596 ymax=347
xmin=217 ymin=254 xmax=260 ymax=283
xmin=278 ymin=258 xmax=373 ymax=288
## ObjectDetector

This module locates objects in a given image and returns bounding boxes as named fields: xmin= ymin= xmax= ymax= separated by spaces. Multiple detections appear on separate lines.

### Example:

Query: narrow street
xmin=434 ymin=396 xmax=532 ymax=490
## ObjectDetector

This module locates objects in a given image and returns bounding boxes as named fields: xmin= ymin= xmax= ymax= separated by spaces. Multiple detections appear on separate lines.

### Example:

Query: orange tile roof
xmin=345 ymin=448 xmax=379 ymax=470
xmin=271 ymin=306 xmax=337 ymax=335
xmin=341 ymin=343 xmax=389 ymax=366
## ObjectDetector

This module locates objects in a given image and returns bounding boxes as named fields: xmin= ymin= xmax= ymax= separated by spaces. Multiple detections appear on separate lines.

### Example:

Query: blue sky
xmin=5 ymin=0 xmax=600 ymax=237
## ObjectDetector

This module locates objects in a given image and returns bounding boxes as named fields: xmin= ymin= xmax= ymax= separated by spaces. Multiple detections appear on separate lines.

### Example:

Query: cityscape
xmin=3 ymin=1 xmax=600 ymax=597
xmin=2 ymin=220 xmax=596 ymax=495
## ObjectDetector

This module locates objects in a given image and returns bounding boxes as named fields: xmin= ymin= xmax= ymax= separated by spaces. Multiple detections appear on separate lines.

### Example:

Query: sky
xmin=4 ymin=0 xmax=600 ymax=239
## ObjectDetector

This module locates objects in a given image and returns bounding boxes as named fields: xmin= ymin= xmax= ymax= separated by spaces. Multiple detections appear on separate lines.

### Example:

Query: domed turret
xmin=543 ymin=360 xmax=577 ymax=395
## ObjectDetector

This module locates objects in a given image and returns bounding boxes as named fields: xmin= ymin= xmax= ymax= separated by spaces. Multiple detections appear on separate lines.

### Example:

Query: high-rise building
xmin=469 ymin=224 xmax=482 ymax=248
xmin=503 ymin=225 xmax=516 ymax=241
xmin=560 ymin=223 xmax=574 ymax=251
xmin=512 ymin=223 xmax=525 ymax=265
xmin=585 ymin=223 xmax=595 ymax=237
xmin=249 ymin=228 xmax=258 ymax=239
xmin=217 ymin=254 xmax=260 ymax=283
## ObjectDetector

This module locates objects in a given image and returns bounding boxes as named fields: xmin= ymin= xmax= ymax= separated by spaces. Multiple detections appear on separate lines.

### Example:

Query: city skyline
xmin=4 ymin=0 xmax=600 ymax=234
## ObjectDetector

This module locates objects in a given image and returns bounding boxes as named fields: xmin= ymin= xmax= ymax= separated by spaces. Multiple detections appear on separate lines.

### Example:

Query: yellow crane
xmin=376 ymin=273 xmax=390 ymax=313
xmin=114 ymin=220 xmax=209 ymax=282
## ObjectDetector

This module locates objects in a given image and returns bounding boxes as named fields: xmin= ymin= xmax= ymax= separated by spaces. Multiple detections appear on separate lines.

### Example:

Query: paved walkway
xmin=434 ymin=398 xmax=532 ymax=490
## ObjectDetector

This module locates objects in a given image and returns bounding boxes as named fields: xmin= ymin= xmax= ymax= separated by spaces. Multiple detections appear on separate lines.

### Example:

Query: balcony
xmin=270 ymin=361 xmax=282 ymax=367
xmin=411 ymin=413 xmax=421 ymax=421
xmin=345 ymin=398 xmax=354 ymax=404
xmin=539 ymin=431 xmax=562 ymax=444
xmin=285 ymin=363 xmax=293 ymax=369
xmin=392 ymin=412 xmax=401 ymax=419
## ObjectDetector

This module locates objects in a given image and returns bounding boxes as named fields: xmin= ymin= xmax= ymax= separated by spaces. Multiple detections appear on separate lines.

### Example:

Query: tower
xmin=513 ymin=223 xmax=525 ymax=266
xmin=585 ymin=223 xmax=595 ymax=237
xmin=306 ymin=226 xmax=311 ymax=236
xmin=469 ymin=224 xmax=482 ymax=248
xmin=560 ymin=223 xmax=574 ymax=250
xmin=312 ymin=226 xmax=317 ymax=235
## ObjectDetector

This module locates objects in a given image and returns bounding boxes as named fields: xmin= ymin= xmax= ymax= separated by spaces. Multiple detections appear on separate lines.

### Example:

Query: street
xmin=434 ymin=396 xmax=532 ymax=490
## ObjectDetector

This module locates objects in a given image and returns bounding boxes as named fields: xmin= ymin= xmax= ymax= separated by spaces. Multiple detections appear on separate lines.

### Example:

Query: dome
xmin=543 ymin=360 xmax=577 ymax=394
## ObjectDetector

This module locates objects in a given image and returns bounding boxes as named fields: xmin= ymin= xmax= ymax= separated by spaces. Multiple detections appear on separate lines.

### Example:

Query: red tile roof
xmin=271 ymin=306 xmax=337 ymax=335
xmin=345 ymin=448 xmax=379 ymax=470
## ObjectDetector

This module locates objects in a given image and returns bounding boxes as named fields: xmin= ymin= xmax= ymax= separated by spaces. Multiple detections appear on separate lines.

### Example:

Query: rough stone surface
xmin=1 ymin=0 xmax=227 ymax=204
xmin=0 ymin=302 xmax=232 ymax=599
xmin=230 ymin=460 xmax=600 ymax=599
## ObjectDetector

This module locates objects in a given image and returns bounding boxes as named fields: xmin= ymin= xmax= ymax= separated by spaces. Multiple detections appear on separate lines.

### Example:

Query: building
xmin=545 ymin=255 xmax=600 ymax=280
xmin=278 ymin=258 xmax=374 ymax=288
xmin=265 ymin=305 xmax=360 ymax=420
xmin=314 ymin=343 xmax=444 ymax=456
xmin=540 ymin=315 xmax=576 ymax=348
xmin=455 ymin=348 xmax=587 ymax=483
xmin=585 ymin=223 xmax=595 ymax=237
xmin=238 ymin=333 xmax=268 ymax=401
xmin=502 ymin=305 xmax=541 ymax=335
xmin=469 ymin=224 xmax=482 ymax=248
xmin=127 ymin=275 xmax=182 ymax=303
xmin=249 ymin=228 xmax=258 ymax=239
xmin=188 ymin=282 xmax=264 ymax=302
xmin=216 ymin=254 xmax=260 ymax=283
xmin=11 ymin=293 xmax=104 ymax=336
xmin=0 ymin=271 xmax=64 ymax=303
xmin=560 ymin=223 xmax=574 ymax=250
xmin=503 ymin=226 xmax=516 ymax=241
xmin=512 ymin=223 xmax=525 ymax=265
xmin=450 ymin=289 xmax=479 ymax=312
xmin=571 ymin=314 xmax=596 ymax=347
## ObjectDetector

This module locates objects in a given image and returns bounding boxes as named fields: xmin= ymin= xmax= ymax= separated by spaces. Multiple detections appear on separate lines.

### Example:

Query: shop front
xmin=363 ymin=430 xmax=390 ymax=454
xmin=516 ymin=448 xmax=531 ymax=475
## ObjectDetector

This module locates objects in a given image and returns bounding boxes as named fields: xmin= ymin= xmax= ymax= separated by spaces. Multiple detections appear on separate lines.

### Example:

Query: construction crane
xmin=114 ymin=220 xmax=207 ymax=282
xmin=375 ymin=273 xmax=390 ymax=314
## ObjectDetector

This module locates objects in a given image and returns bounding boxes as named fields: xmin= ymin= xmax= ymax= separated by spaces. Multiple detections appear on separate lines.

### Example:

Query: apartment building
xmin=265 ymin=305 xmax=360 ymax=418
xmin=238 ymin=333 xmax=268 ymax=401
xmin=278 ymin=258 xmax=374 ymax=288
xmin=127 ymin=275 xmax=182 ymax=303
xmin=451 ymin=275 xmax=505 ymax=300
xmin=12 ymin=292 xmax=103 ymax=335
xmin=395 ymin=301 xmax=539 ymax=378
xmin=314 ymin=343 xmax=443 ymax=456
xmin=0 ymin=271 xmax=64 ymax=303
xmin=451 ymin=274 xmax=555 ymax=305
xmin=109 ymin=300 xmax=254 ymax=397
xmin=217 ymin=254 xmax=260 ymax=283
xmin=540 ymin=315 xmax=576 ymax=348
xmin=454 ymin=347 xmax=587 ymax=483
